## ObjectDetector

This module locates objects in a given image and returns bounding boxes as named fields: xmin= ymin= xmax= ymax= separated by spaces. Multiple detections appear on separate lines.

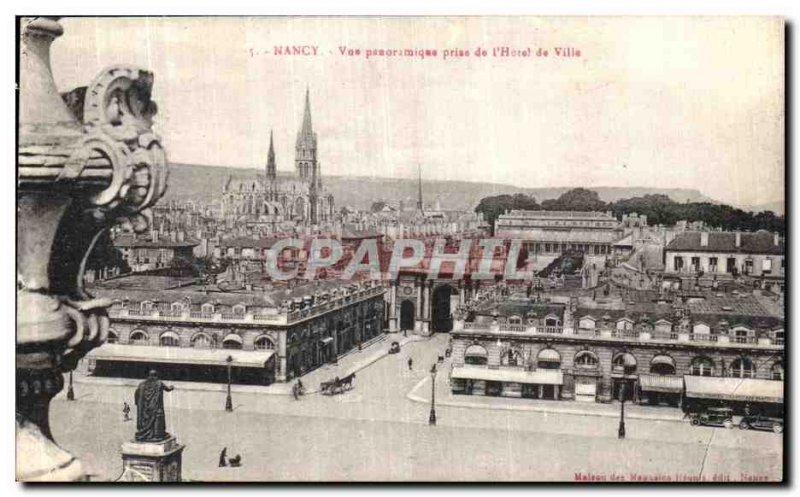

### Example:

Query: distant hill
xmin=162 ymin=162 xmax=764 ymax=213
xmin=741 ymin=200 xmax=785 ymax=216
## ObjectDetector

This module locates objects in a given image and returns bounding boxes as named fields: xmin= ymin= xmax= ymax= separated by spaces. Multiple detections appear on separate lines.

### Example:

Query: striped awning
xmin=222 ymin=333 xmax=243 ymax=345
xmin=639 ymin=374 xmax=683 ymax=393
xmin=537 ymin=348 xmax=561 ymax=362
xmin=684 ymin=375 xmax=783 ymax=404
xmin=451 ymin=366 xmax=563 ymax=385
xmin=465 ymin=345 xmax=488 ymax=358
xmin=616 ymin=353 xmax=637 ymax=367
xmin=651 ymin=355 xmax=675 ymax=368
xmin=88 ymin=343 xmax=274 ymax=368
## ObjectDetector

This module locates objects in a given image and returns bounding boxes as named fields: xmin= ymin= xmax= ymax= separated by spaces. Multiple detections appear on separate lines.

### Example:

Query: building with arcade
xmin=447 ymin=289 xmax=784 ymax=415
xmin=85 ymin=275 xmax=385 ymax=384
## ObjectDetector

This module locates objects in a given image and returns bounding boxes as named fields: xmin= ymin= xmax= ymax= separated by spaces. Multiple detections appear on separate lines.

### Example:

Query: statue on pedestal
xmin=120 ymin=369 xmax=184 ymax=482
xmin=134 ymin=371 xmax=175 ymax=443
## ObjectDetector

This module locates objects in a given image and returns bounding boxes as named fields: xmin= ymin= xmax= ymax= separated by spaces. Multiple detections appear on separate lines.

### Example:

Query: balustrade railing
xmin=456 ymin=323 xmax=781 ymax=349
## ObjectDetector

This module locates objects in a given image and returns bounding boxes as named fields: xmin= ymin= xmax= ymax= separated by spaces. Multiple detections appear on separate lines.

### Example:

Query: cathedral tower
xmin=295 ymin=88 xmax=318 ymax=182
xmin=296 ymin=88 xmax=320 ymax=224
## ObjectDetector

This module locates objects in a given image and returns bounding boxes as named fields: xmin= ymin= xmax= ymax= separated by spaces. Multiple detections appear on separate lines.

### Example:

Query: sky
xmin=49 ymin=16 xmax=784 ymax=208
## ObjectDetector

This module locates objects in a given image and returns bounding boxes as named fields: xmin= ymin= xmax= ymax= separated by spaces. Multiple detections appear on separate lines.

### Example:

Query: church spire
xmin=300 ymin=86 xmax=313 ymax=139
xmin=295 ymin=86 xmax=317 ymax=181
xmin=266 ymin=129 xmax=276 ymax=180
xmin=416 ymin=164 xmax=424 ymax=213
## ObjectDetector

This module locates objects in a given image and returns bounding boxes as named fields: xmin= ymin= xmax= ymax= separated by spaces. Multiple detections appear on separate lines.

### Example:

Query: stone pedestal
xmin=119 ymin=436 xmax=185 ymax=482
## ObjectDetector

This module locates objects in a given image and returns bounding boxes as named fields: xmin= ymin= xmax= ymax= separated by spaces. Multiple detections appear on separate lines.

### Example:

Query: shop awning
xmin=88 ymin=343 xmax=274 ymax=369
xmin=464 ymin=345 xmax=488 ymax=358
xmin=616 ymin=353 xmax=637 ymax=367
xmin=222 ymin=333 xmax=243 ymax=345
xmin=451 ymin=366 xmax=563 ymax=385
xmin=651 ymin=355 xmax=675 ymax=368
xmin=684 ymin=375 xmax=783 ymax=404
xmin=638 ymin=374 xmax=684 ymax=393
xmin=537 ymin=349 xmax=561 ymax=362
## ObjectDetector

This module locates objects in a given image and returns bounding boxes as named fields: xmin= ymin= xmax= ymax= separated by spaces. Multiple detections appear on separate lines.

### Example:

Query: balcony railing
xmin=456 ymin=323 xmax=782 ymax=349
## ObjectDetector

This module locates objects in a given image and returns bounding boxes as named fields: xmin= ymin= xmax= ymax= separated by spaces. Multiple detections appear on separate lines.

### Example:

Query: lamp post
xmin=429 ymin=364 xmax=437 ymax=426
xmin=225 ymin=355 xmax=233 ymax=412
xmin=66 ymin=370 xmax=75 ymax=401
xmin=618 ymin=383 xmax=626 ymax=439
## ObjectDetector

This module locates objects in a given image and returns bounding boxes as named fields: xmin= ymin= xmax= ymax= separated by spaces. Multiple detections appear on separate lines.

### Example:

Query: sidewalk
xmin=74 ymin=332 xmax=425 ymax=396
xmin=407 ymin=374 xmax=685 ymax=423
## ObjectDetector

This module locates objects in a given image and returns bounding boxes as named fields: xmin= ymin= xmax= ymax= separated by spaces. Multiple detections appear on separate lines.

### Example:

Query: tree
xmin=541 ymin=188 xmax=607 ymax=212
xmin=474 ymin=194 xmax=540 ymax=235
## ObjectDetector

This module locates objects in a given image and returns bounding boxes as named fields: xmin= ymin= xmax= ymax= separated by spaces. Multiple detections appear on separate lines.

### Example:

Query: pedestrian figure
xmin=122 ymin=402 xmax=131 ymax=422
xmin=408 ymin=357 xmax=413 ymax=371
xmin=292 ymin=383 xmax=299 ymax=400
xmin=219 ymin=447 xmax=227 ymax=467
xmin=297 ymin=380 xmax=304 ymax=396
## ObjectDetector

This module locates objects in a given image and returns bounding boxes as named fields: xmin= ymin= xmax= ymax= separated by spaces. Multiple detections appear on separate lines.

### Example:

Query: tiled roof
xmin=666 ymin=231 xmax=783 ymax=255
xmin=91 ymin=276 xmax=377 ymax=308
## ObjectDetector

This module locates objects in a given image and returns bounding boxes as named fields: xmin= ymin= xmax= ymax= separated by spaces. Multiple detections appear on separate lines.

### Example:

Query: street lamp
xmin=225 ymin=355 xmax=233 ymax=412
xmin=429 ymin=364 xmax=437 ymax=426
xmin=66 ymin=370 xmax=75 ymax=401
xmin=618 ymin=383 xmax=626 ymax=439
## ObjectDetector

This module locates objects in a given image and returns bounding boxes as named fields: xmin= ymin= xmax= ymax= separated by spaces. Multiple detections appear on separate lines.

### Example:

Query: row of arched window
xmin=463 ymin=344 xmax=783 ymax=380
xmin=107 ymin=330 xmax=276 ymax=350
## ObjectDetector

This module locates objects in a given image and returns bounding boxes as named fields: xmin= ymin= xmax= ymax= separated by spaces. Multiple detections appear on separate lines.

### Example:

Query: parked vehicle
xmin=689 ymin=407 xmax=734 ymax=429
xmin=388 ymin=341 xmax=401 ymax=354
xmin=739 ymin=415 xmax=783 ymax=433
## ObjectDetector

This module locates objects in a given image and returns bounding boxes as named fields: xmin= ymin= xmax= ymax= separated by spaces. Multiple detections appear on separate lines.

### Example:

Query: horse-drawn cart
xmin=320 ymin=373 xmax=356 ymax=396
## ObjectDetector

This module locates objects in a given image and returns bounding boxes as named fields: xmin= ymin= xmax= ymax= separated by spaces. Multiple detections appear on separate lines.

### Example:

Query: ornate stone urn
xmin=17 ymin=17 xmax=167 ymax=481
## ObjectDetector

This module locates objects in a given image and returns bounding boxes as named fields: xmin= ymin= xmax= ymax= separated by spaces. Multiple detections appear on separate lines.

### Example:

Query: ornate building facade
xmin=220 ymin=89 xmax=335 ymax=228
xmin=448 ymin=291 xmax=784 ymax=415
xmin=87 ymin=276 xmax=385 ymax=383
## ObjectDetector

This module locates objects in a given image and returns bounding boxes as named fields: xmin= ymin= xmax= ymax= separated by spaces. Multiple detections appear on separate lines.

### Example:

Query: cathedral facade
xmin=221 ymin=89 xmax=335 ymax=228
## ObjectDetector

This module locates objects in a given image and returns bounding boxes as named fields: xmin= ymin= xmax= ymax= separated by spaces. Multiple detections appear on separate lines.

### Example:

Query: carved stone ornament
xmin=17 ymin=17 xmax=167 ymax=481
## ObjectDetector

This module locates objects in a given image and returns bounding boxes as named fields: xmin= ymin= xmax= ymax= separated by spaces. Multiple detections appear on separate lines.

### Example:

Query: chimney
xmin=700 ymin=232 xmax=709 ymax=247
xmin=774 ymin=232 xmax=780 ymax=247
xmin=735 ymin=232 xmax=741 ymax=248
